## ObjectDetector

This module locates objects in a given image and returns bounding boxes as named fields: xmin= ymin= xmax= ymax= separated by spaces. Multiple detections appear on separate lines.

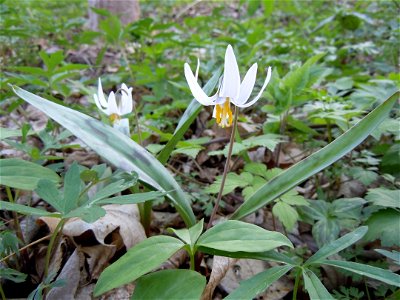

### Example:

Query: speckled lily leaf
xmin=12 ymin=86 xmax=195 ymax=226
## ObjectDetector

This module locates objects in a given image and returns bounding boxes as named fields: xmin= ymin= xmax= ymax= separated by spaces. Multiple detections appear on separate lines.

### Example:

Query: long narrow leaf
xmin=12 ymin=86 xmax=196 ymax=226
xmin=305 ymin=226 xmax=368 ymax=265
xmin=0 ymin=201 xmax=58 ymax=217
xmin=226 ymin=265 xmax=292 ymax=300
xmin=232 ymin=91 xmax=399 ymax=220
xmin=157 ymin=69 xmax=221 ymax=164
xmin=303 ymin=269 xmax=334 ymax=300
xmin=322 ymin=260 xmax=400 ymax=287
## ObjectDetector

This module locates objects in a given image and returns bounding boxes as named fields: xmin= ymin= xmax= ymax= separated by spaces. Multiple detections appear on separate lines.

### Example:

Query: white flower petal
xmin=235 ymin=66 xmax=272 ymax=108
xmin=219 ymin=45 xmax=240 ymax=99
xmin=120 ymin=84 xmax=133 ymax=115
xmin=195 ymin=58 xmax=200 ymax=81
xmin=94 ymin=94 xmax=107 ymax=113
xmin=184 ymin=63 xmax=217 ymax=106
xmin=212 ymin=105 xmax=217 ymax=118
xmin=233 ymin=63 xmax=257 ymax=105
xmin=97 ymin=78 xmax=108 ymax=108
xmin=107 ymin=91 xmax=119 ymax=115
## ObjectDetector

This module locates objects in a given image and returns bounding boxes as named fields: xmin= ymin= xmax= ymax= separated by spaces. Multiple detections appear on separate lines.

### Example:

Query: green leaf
xmin=64 ymin=205 xmax=106 ymax=223
xmin=225 ymin=265 xmax=292 ymax=300
xmin=280 ymin=189 xmax=309 ymax=206
xmin=303 ymin=269 xmax=334 ymax=300
xmin=375 ymin=249 xmax=400 ymax=265
xmin=131 ymin=269 xmax=206 ymax=300
xmin=0 ymin=158 xmax=60 ymax=190
xmin=169 ymin=219 xmax=203 ymax=248
xmin=205 ymin=173 xmax=250 ymax=195
xmin=322 ymin=260 xmax=400 ymax=287
xmin=364 ymin=209 xmax=400 ymax=247
xmin=36 ymin=179 xmax=63 ymax=213
xmin=365 ymin=188 xmax=400 ymax=209
xmin=0 ymin=268 xmax=27 ymax=283
xmin=312 ymin=218 xmax=340 ymax=248
xmin=197 ymin=220 xmax=292 ymax=253
xmin=332 ymin=198 xmax=366 ymax=219
xmin=94 ymin=236 xmax=184 ymax=296
xmin=0 ymin=127 xmax=34 ymax=140
xmin=263 ymin=0 xmax=275 ymax=17
xmin=243 ymin=163 xmax=267 ymax=177
xmin=12 ymin=86 xmax=195 ymax=227
xmin=272 ymin=201 xmax=298 ymax=230
xmin=62 ymin=162 xmax=81 ymax=213
xmin=95 ymin=191 xmax=163 ymax=205
xmin=306 ymin=226 xmax=368 ymax=265
xmin=0 ymin=200 xmax=57 ymax=217
xmin=172 ymin=145 xmax=203 ymax=158
xmin=157 ymin=69 xmax=221 ymax=164
xmin=231 ymin=91 xmax=399 ymax=221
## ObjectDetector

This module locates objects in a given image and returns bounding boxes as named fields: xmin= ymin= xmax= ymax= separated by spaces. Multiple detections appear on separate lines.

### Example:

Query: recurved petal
xmin=234 ymin=63 xmax=258 ymax=105
xmin=219 ymin=45 xmax=240 ymax=99
xmin=94 ymin=94 xmax=107 ymax=113
xmin=97 ymin=78 xmax=108 ymax=108
xmin=195 ymin=58 xmax=200 ymax=81
xmin=235 ymin=66 xmax=272 ymax=108
xmin=184 ymin=63 xmax=217 ymax=106
xmin=107 ymin=91 xmax=119 ymax=115
xmin=120 ymin=84 xmax=133 ymax=115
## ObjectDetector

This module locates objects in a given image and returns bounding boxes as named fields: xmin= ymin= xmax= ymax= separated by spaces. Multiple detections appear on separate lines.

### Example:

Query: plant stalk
xmin=0 ymin=283 xmax=6 ymax=300
xmin=44 ymin=218 xmax=66 ymax=279
xmin=189 ymin=251 xmax=195 ymax=271
xmin=292 ymin=268 xmax=302 ymax=300
xmin=206 ymin=107 xmax=239 ymax=230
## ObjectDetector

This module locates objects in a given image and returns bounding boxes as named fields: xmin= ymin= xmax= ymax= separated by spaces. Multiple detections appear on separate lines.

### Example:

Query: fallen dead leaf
xmin=202 ymin=256 xmax=237 ymax=300
xmin=62 ymin=204 xmax=145 ymax=250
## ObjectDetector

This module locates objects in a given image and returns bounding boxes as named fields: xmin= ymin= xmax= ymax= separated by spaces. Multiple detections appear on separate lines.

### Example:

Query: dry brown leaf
xmin=47 ymin=249 xmax=84 ymax=300
xmin=220 ymin=259 xmax=265 ymax=294
xmin=63 ymin=204 xmax=145 ymax=250
xmin=80 ymin=244 xmax=116 ymax=279
xmin=201 ymin=256 xmax=237 ymax=300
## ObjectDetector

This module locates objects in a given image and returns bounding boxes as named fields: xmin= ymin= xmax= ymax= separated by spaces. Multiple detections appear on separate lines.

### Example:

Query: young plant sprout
xmin=94 ymin=78 xmax=133 ymax=135
xmin=184 ymin=44 xmax=272 ymax=127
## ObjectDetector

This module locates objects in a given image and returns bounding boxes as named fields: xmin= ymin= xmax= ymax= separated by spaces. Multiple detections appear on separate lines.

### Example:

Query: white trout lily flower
xmin=94 ymin=78 xmax=133 ymax=124
xmin=184 ymin=45 xmax=272 ymax=127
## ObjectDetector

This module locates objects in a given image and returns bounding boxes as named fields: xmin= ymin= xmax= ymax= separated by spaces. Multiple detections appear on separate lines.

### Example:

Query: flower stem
xmin=0 ymin=283 xmax=6 ymax=300
xmin=44 ymin=218 xmax=66 ymax=279
xmin=292 ymin=268 xmax=302 ymax=300
xmin=189 ymin=251 xmax=195 ymax=271
xmin=206 ymin=107 xmax=239 ymax=230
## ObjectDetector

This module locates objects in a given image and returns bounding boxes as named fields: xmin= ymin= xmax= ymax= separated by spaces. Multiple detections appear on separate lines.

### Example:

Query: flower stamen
xmin=215 ymin=97 xmax=233 ymax=128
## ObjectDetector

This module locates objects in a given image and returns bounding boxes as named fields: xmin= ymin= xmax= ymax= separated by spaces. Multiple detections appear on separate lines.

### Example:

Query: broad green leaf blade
xmin=157 ymin=69 xmax=221 ymax=164
xmin=0 ymin=200 xmax=58 ymax=217
xmin=131 ymin=269 xmax=206 ymax=300
xmin=62 ymin=162 xmax=81 ymax=213
xmin=198 ymin=248 xmax=297 ymax=266
xmin=0 ymin=158 xmax=60 ymax=190
xmin=303 ymin=269 xmax=334 ymax=300
xmin=305 ymin=226 xmax=368 ymax=266
xmin=63 ymin=205 xmax=106 ymax=223
xmin=322 ymin=260 xmax=400 ymax=287
xmin=94 ymin=235 xmax=184 ymax=296
xmin=225 ymin=265 xmax=292 ymax=300
xmin=95 ymin=191 xmax=164 ymax=205
xmin=36 ymin=179 xmax=64 ymax=213
xmin=13 ymin=86 xmax=195 ymax=226
xmin=232 ymin=91 xmax=399 ymax=220
xmin=197 ymin=220 xmax=293 ymax=253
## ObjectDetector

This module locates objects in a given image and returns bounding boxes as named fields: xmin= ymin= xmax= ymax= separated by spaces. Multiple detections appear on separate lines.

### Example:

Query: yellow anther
xmin=215 ymin=98 xmax=233 ymax=128
xmin=109 ymin=113 xmax=120 ymax=124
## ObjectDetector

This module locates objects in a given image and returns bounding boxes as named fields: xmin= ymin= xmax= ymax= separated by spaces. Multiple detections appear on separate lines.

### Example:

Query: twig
xmin=0 ymin=234 xmax=52 ymax=263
